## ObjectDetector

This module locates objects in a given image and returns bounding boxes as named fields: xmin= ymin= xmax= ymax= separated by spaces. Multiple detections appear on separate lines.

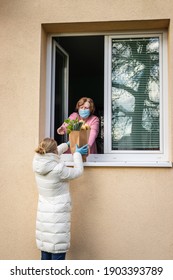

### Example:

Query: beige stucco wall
xmin=1 ymin=0 xmax=173 ymax=260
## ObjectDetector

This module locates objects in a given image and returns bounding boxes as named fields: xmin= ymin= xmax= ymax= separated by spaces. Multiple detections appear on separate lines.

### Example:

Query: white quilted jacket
xmin=32 ymin=143 xmax=83 ymax=254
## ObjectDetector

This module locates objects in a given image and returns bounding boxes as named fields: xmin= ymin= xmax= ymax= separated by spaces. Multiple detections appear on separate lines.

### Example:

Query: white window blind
xmin=111 ymin=37 xmax=160 ymax=151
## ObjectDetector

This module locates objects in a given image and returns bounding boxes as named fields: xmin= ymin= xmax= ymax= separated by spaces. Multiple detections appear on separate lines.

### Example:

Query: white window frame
xmin=45 ymin=31 xmax=171 ymax=167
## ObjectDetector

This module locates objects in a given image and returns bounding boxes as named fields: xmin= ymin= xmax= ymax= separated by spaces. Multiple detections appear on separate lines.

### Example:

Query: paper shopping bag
xmin=69 ymin=129 xmax=90 ymax=162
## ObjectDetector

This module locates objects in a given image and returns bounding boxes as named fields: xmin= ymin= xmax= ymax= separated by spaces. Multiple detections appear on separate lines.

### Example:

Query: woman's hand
xmin=57 ymin=126 xmax=65 ymax=135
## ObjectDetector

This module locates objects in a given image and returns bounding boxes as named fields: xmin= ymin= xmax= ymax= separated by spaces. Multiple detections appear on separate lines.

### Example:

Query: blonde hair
xmin=75 ymin=97 xmax=95 ymax=114
xmin=35 ymin=138 xmax=57 ymax=154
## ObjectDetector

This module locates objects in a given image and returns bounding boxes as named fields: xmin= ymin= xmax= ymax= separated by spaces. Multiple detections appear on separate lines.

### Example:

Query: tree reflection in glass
xmin=111 ymin=37 xmax=160 ymax=151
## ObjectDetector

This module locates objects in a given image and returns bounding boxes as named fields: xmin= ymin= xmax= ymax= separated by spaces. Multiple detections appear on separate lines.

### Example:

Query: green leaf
xmin=63 ymin=117 xmax=84 ymax=133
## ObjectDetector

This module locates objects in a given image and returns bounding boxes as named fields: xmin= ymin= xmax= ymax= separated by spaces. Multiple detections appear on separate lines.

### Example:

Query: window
xmin=46 ymin=31 xmax=170 ymax=167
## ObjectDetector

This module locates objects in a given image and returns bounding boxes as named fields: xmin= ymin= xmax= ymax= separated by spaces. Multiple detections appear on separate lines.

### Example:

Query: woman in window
xmin=33 ymin=138 xmax=87 ymax=260
xmin=57 ymin=97 xmax=99 ymax=154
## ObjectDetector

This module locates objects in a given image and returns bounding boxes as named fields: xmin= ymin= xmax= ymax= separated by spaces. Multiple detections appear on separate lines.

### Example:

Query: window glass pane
xmin=111 ymin=37 xmax=160 ymax=151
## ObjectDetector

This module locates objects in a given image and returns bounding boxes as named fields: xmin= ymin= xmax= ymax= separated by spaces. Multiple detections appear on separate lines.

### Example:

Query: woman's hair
xmin=35 ymin=138 xmax=57 ymax=154
xmin=75 ymin=97 xmax=95 ymax=114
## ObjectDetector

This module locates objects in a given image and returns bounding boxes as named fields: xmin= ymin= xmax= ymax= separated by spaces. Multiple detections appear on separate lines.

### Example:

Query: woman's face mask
xmin=79 ymin=108 xmax=90 ymax=119
xmin=78 ymin=101 xmax=91 ymax=119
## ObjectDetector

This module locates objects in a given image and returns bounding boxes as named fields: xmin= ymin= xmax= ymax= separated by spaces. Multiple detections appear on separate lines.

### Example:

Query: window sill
xmin=61 ymin=155 xmax=172 ymax=167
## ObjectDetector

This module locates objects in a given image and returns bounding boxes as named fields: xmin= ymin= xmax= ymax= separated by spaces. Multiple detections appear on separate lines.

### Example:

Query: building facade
xmin=1 ymin=0 xmax=173 ymax=259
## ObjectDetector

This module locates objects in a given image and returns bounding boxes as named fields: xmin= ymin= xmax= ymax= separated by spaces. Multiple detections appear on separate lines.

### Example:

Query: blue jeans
xmin=41 ymin=251 xmax=66 ymax=260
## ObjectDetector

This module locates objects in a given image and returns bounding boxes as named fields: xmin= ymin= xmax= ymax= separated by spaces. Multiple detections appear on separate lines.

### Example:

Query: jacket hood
xmin=33 ymin=153 xmax=60 ymax=175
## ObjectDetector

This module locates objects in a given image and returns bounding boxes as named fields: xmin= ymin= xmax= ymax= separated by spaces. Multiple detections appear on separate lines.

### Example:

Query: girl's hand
xmin=75 ymin=144 xmax=88 ymax=155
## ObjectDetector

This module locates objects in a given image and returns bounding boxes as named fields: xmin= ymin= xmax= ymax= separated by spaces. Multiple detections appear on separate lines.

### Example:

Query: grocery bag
xmin=69 ymin=129 xmax=90 ymax=162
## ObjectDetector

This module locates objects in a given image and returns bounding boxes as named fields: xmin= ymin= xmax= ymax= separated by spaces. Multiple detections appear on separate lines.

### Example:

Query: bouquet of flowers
xmin=64 ymin=118 xmax=90 ymax=161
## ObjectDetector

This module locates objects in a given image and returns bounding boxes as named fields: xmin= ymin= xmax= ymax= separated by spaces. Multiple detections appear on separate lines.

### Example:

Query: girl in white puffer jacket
xmin=33 ymin=138 xmax=88 ymax=260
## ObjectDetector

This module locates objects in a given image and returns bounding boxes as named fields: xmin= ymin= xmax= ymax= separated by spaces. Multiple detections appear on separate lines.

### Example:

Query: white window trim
xmin=45 ymin=31 xmax=172 ymax=167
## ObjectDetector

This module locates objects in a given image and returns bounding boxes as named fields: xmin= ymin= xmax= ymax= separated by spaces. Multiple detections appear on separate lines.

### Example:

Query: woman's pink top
xmin=62 ymin=112 xmax=99 ymax=154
